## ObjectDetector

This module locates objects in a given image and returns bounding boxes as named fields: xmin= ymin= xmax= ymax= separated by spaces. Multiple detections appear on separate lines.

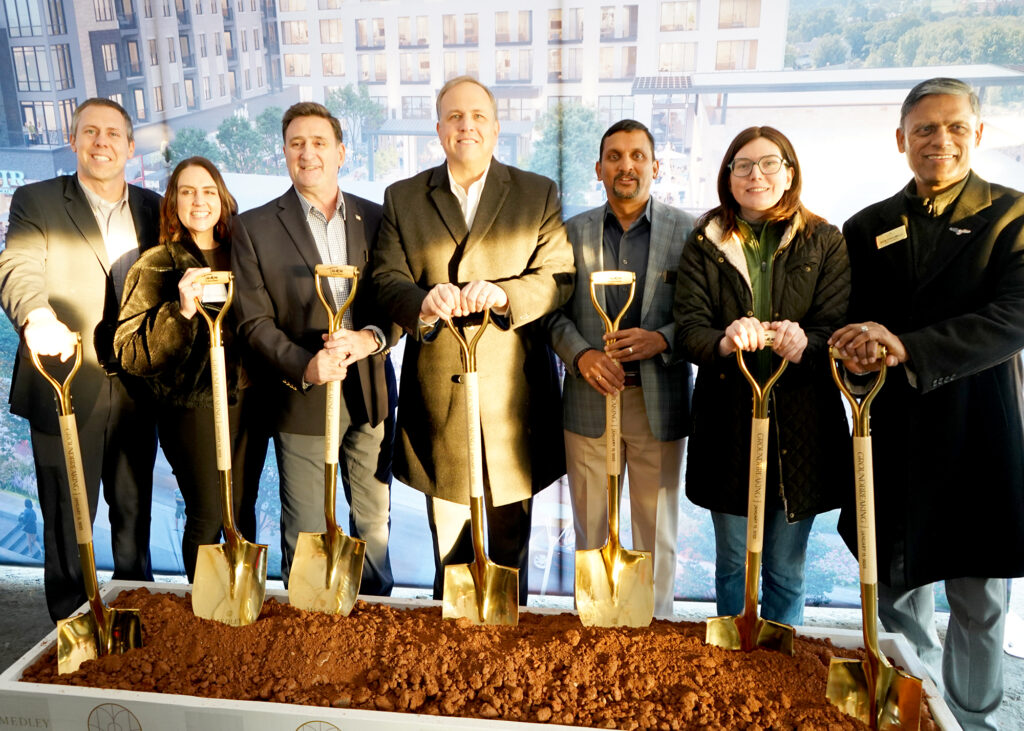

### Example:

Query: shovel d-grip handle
xmin=314 ymin=264 xmax=359 ymax=464
xmin=829 ymin=348 xmax=888 ymax=587
xmin=589 ymin=271 xmax=636 ymax=475
xmin=30 ymin=337 xmax=90 ymax=544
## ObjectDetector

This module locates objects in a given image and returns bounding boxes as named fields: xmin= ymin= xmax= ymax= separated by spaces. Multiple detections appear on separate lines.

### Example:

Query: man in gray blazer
xmin=232 ymin=102 xmax=396 ymax=592
xmin=0 ymin=98 xmax=159 ymax=621
xmin=547 ymin=120 xmax=693 ymax=617
xmin=373 ymin=77 xmax=574 ymax=601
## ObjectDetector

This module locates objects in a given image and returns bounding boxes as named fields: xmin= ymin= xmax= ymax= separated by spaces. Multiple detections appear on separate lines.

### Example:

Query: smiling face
xmin=897 ymin=93 xmax=982 ymax=198
xmin=436 ymin=81 xmax=499 ymax=186
xmin=728 ymin=137 xmax=794 ymax=222
xmin=597 ymin=129 xmax=659 ymax=204
xmin=284 ymin=114 xmax=345 ymax=202
xmin=175 ymin=165 xmax=222 ymax=248
xmin=70 ymin=104 xmax=134 ymax=198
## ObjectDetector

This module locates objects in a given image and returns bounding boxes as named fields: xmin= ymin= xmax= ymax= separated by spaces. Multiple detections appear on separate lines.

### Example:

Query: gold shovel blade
xmin=56 ymin=605 xmax=142 ymax=675
xmin=826 ymin=658 xmax=923 ymax=731
xmin=575 ymin=544 xmax=654 ymax=627
xmin=705 ymin=614 xmax=795 ymax=654
xmin=442 ymin=560 xmax=519 ymax=626
xmin=288 ymin=530 xmax=366 ymax=615
xmin=192 ymin=541 xmax=268 ymax=626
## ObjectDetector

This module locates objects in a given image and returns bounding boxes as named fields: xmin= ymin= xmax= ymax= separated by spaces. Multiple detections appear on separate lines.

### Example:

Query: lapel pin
xmin=949 ymin=227 xmax=971 ymax=236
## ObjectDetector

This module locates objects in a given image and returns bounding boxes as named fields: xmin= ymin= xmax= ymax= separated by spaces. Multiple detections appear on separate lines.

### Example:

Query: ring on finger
xmin=859 ymin=325 xmax=869 ymax=333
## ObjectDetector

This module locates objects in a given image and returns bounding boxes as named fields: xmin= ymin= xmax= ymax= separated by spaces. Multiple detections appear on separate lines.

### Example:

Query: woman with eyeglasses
xmin=114 ymin=157 xmax=266 ymax=581
xmin=673 ymin=126 xmax=852 ymax=626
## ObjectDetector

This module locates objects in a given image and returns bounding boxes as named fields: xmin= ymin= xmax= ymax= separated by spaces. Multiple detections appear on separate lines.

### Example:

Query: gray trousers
xmin=275 ymin=415 xmax=393 ymax=595
xmin=878 ymin=576 xmax=1006 ymax=731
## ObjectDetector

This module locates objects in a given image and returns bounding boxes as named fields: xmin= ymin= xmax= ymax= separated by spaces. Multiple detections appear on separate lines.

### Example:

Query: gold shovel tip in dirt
xmin=288 ymin=530 xmax=365 ymax=615
xmin=191 ymin=540 xmax=268 ymax=627
xmin=826 ymin=657 xmax=923 ymax=731
xmin=442 ymin=562 xmax=519 ymax=626
xmin=575 ymin=544 xmax=654 ymax=628
xmin=57 ymin=604 xmax=143 ymax=675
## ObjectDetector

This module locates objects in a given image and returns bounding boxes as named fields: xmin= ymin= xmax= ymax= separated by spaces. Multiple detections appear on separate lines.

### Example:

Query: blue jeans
xmin=711 ymin=509 xmax=814 ymax=626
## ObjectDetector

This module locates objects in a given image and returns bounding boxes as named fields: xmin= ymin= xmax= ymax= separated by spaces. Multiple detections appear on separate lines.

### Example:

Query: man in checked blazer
xmin=547 ymin=120 xmax=694 ymax=617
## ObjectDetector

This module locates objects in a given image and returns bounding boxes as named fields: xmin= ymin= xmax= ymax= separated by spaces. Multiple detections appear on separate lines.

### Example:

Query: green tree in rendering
xmin=255 ymin=106 xmax=285 ymax=173
xmin=216 ymin=115 xmax=264 ymax=174
xmin=325 ymin=84 xmax=385 ymax=159
xmin=528 ymin=103 xmax=603 ymax=208
xmin=167 ymin=127 xmax=223 ymax=167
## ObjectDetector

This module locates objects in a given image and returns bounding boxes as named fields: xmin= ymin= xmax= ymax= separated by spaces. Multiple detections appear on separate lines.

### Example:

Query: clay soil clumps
xmin=20 ymin=588 xmax=937 ymax=730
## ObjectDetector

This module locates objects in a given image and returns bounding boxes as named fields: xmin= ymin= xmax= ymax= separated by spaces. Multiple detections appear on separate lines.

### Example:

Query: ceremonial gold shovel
xmin=289 ymin=264 xmax=366 ymax=615
xmin=575 ymin=270 xmax=654 ymax=627
xmin=31 ymin=337 xmax=143 ymax=674
xmin=826 ymin=348 xmax=922 ymax=730
xmin=706 ymin=331 xmax=795 ymax=654
xmin=441 ymin=310 xmax=519 ymax=626
xmin=192 ymin=271 xmax=268 ymax=626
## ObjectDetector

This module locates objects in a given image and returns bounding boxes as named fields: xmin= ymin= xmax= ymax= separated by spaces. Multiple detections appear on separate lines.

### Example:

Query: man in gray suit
xmin=232 ymin=102 xmax=396 ymax=592
xmin=373 ymin=77 xmax=574 ymax=601
xmin=547 ymin=120 xmax=693 ymax=617
xmin=0 ymin=98 xmax=159 ymax=621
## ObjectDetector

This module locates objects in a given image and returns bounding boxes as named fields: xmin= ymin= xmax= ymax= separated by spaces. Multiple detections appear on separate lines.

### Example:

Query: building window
xmin=162 ymin=0 xmax=169 ymax=16
xmin=716 ymin=39 xmax=757 ymax=69
xmin=548 ymin=47 xmax=580 ymax=82
xmin=495 ymin=48 xmax=531 ymax=82
xmin=719 ymin=0 xmax=760 ymax=29
xmin=51 ymin=43 xmax=74 ymax=89
xmin=224 ymin=30 xmax=233 ymax=60
xmin=660 ymin=1 xmax=698 ymax=31
xmin=358 ymin=53 xmax=386 ymax=82
xmin=547 ymin=96 xmax=581 ymax=110
xmin=46 ymin=0 xmax=67 ymax=34
xmin=133 ymin=87 xmax=146 ymax=120
xmin=466 ymin=50 xmax=478 ymax=77
xmin=143 ymin=0 xmax=152 ymax=17
xmin=402 ymin=96 xmax=431 ymax=119
xmin=200 ymin=33 xmax=207 ymax=57
xmin=241 ymin=29 xmax=247 ymax=52
xmin=601 ymin=5 xmax=638 ymax=41
xmin=464 ymin=14 xmax=478 ymax=45
xmin=6 ymin=0 xmax=43 ymax=36
xmin=281 ymin=20 xmax=308 ymax=44
xmin=94 ymin=0 xmax=114 ymax=22
xmin=203 ymin=76 xmax=211 ymax=99
xmin=398 ymin=16 xmax=428 ymax=47
xmin=443 ymin=51 xmax=457 ymax=81
xmin=22 ymin=100 xmax=58 ymax=144
xmin=399 ymin=51 xmax=429 ymax=82
xmin=278 ymin=0 xmax=305 ymax=9
xmin=355 ymin=17 xmax=384 ymax=48
xmin=598 ymin=95 xmax=634 ymax=126
xmin=322 ymin=52 xmax=344 ymax=76
xmin=442 ymin=15 xmax=456 ymax=45
xmin=184 ymin=78 xmax=195 ymax=108
xmin=497 ymin=97 xmax=534 ymax=122
xmin=253 ymin=28 xmax=260 ymax=50
xmin=147 ymin=38 xmax=158 ymax=65
xmin=173 ymin=82 xmax=181 ymax=106
xmin=658 ymin=42 xmax=697 ymax=72
xmin=154 ymin=85 xmax=164 ymax=112
xmin=125 ymin=39 xmax=141 ymax=75
xmin=495 ymin=10 xmax=531 ymax=44
xmin=214 ymin=31 xmax=221 ymax=55
xmin=101 ymin=42 xmax=119 ymax=73
xmin=167 ymin=36 xmax=176 ymax=63
xmin=244 ymin=68 xmax=251 ymax=90
xmin=320 ymin=18 xmax=343 ymax=44
xmin=548 ymin=7 xmax=583 ymax=42
xmin=180 ymin=34 xmax=192 ymax=65
xmin=13 ymin=46 xmax=51 ymax=91
xmin=218 ymin=74 xmax=225 ymax=96
xmin=284 ymin=53 xmax=310 ymax=77
xmin=256 ymin=65 xmax=262 ymax=87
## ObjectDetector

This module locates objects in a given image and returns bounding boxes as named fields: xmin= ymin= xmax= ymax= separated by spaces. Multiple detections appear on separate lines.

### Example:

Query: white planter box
xmin=0 ymin=581 xmax=959 ymax=730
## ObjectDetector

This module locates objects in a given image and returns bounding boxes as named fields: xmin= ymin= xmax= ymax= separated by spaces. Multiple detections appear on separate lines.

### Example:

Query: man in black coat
xmin=0 ymin=99 xmax=159 ymax=621
xmin=831 ymin=78 xmax=1024 ymax=731
xmin=232 ymin=102 xmax=397 ymax=592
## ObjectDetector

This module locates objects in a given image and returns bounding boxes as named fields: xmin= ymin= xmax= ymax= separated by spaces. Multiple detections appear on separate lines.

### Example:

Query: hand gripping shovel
xmin=825 ymin=349 xmax=922 ymax=730
xmin=575 ymin=270 xmax=654 ymax=627
xmin=289 ymin=264 xmax=366 ymax=615
xmin=441 ymin=310 xmax=519 ymax=626
xmin=706 ymin=331 xmax=796 ymax=654
xmin=191 ymin=271 xmax=268 ymax=626
xmin=31 ymin=336 xmax=143 ymax=674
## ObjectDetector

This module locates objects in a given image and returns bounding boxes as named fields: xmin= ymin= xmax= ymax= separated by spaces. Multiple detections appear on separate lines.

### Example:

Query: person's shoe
xmin=1003 ymin=610 xmax=1024 ymax=658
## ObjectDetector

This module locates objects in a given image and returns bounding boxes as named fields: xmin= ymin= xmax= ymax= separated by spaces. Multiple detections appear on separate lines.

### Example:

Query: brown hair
xmin=71 ymin=98 xmax=134 ymax=142
xmin=702 ymin=126 xmax=817 ymax=239
xmin=160 ymin=157 xmax=237 ymax=247
xmin=280 ymin=102 xmax=343 ymax=143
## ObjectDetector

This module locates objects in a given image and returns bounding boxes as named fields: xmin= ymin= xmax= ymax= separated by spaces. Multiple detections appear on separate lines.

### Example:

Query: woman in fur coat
xmin=115 ymin=157 xmax=265 ymax=580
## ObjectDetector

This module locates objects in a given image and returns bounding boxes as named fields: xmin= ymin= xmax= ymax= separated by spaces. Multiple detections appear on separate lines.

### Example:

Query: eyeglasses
xmin=728 ymin=155 xmax=788 ymax=177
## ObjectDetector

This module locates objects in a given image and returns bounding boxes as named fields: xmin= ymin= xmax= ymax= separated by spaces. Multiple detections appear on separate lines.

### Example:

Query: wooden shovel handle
xmin=745 ymin=416 xmax=769 ymax=553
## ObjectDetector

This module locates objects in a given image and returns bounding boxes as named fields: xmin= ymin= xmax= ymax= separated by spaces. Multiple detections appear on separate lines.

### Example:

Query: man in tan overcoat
xmin=373 ymin=77 xmax=574 ymax=599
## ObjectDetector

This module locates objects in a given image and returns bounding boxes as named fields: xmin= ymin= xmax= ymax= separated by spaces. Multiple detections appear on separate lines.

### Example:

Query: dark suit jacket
xmin=231 ymin=187 xmax=396 ymax=435
xmin=841 ymin=171 xmax=1024 ymax=589
xmin=0 ymin=175 xmax=161 ymax=433
xmin=373 ymin=160 xmax=574 ymax=506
